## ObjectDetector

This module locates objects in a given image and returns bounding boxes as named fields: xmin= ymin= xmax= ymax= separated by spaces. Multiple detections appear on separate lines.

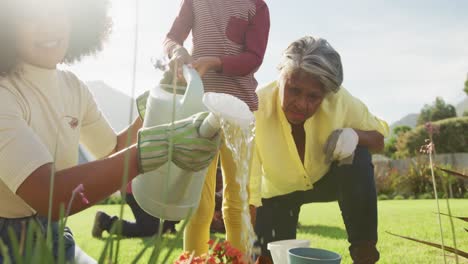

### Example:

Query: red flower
xmin=174 ymin=240 xmax=246 ymax=264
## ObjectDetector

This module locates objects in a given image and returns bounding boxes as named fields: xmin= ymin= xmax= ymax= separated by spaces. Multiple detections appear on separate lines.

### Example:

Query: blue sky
xmin=69 ymin=0 xmax=468 ymax=124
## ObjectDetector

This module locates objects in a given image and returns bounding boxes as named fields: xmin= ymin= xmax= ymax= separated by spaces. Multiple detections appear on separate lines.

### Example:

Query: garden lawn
xmin=68 ymin=199 xmax=468 ymax=263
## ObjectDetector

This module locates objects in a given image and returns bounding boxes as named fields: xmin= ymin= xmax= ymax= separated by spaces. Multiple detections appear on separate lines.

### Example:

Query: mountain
xmin=389 ymin=113 xmax=419 ymax=133
xmin=389 ymin=95 xmax=468 ymax=134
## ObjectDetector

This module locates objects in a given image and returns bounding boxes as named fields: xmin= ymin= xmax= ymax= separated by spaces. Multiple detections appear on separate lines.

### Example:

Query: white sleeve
xmin=0 ymin=89 xmax=53 ymax=192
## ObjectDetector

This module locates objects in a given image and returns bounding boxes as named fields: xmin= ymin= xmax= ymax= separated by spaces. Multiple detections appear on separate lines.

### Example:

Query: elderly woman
xmin=250 ymin=36 xmax=389 ymax=264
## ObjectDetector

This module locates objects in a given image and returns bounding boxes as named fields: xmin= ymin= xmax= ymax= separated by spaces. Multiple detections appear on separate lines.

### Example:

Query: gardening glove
xmin=137 ymin=112 xmax=221 ymax=173
xmin=323 ymin=128 xmax=359 ymax=166
xmin=136 ymin=90 xmax=150 ymax=120
xmin=172 ymin=112 xmax=221 ymax=171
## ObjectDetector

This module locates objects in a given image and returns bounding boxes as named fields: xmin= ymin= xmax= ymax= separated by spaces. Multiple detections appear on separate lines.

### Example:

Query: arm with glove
xmin=323 ymin=128 xmax=384 ymax=165
xmin=17 ymin=110 xmax=219 ymax=220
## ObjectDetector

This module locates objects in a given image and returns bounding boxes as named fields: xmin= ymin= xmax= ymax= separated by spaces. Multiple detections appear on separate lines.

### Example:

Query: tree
xmin=384 ymin=125 xmax=412 ymax=158
xmin=393 ymin=125 xmax=412 ymax=135
xmin=464 ymin=74 xmax=468 ymax=96
xmin=417 ymin=97 xmax=457 ymax=125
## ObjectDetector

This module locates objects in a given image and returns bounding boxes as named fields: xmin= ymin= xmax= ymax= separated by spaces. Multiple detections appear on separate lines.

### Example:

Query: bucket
xmin=288 ymin=248 xmax=341 ymax=264
xmin=267 ymin=239 xmax=310 ymax=264
xmin=132 ymin=66 xmax=208 ymax=221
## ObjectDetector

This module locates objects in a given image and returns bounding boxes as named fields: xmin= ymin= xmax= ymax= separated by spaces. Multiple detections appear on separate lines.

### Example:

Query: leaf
xmin=436 ymin=212 xmax=468 ymax=223
xmin=435 ymin=166 xmax=468 ymax=180
xmin=0 ymin=239 xmax=13 ymax=264
xmin=131 ymin=236 xmax=156 ymax=264
xmin=386 ymin=231 xmax=468 ymax=259
xmin=7 ymin=227 xmax=23 ymax=264
xmin=160 ymin=217 xmax=191 ymax=264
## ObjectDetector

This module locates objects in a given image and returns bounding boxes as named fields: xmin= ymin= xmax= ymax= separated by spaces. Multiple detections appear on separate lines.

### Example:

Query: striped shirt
xmin=164 ymin=0 xmax=270 ymax=111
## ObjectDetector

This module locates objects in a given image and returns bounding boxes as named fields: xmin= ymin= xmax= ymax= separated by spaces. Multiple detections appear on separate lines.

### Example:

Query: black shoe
xmin=92 ymin=211 xmax=111 ymax=238
xmin=349 ymin=241 xmax=380 ymax=264
xmin=162 ymin=221 xmax=178 ymax=234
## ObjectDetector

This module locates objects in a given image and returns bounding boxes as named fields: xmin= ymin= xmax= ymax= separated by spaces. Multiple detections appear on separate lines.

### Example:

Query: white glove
xmin=324 ymin=128 xmax=359 ymax=165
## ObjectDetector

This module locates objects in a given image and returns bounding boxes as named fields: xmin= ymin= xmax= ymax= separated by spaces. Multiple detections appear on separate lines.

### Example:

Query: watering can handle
xmin=181 ymin=65 xmax=204 ymax=104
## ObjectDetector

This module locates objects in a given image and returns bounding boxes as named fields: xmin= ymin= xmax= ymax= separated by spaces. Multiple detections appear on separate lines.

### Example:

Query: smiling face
xmin=14 ymin=0 xmax=70 ymax=69
xmin=279 ymin=70 xmax=327 ymax=125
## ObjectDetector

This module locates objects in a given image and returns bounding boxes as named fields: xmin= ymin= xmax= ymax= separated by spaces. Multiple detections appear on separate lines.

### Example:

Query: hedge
xmin=396 ymin=117 xmax=468 ymax=157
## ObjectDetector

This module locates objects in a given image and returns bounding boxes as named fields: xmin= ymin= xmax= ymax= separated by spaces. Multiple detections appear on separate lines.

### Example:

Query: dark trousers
xmin=254 ymin=146 xmax=379 ymax=261
xmin=106 ymin=194 xmax=177 ymax=237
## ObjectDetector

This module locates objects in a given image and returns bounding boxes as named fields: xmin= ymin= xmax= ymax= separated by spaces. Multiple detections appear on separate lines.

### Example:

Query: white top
xmin=0 ymin=64 xmax=117 ymax=218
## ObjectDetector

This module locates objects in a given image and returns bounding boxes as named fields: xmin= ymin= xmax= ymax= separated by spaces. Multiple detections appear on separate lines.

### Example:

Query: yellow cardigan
xmin=249 ymin=81 xmax=389 ymax=206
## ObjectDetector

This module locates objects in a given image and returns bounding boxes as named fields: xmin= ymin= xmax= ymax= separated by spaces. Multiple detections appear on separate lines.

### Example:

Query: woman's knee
xmin=353 ymin=146 xmax=372 ymax=166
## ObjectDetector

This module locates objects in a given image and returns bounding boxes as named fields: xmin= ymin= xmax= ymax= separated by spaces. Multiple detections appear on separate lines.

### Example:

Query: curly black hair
xmin=0 ymin=0 xmax=112 ymax=76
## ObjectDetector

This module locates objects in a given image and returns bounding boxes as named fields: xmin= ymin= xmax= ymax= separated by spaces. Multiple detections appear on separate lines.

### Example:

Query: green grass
xmin=68 ymin=199 xmax=468 ymax=263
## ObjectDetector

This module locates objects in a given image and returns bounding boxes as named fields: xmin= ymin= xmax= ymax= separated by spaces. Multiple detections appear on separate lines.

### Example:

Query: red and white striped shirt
xmin=164 ymin=0 xmax=270 ymax=111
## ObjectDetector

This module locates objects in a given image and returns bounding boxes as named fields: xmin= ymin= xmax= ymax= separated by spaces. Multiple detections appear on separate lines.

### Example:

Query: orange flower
xmin=174 ymin=240 xmax=246 ymax=264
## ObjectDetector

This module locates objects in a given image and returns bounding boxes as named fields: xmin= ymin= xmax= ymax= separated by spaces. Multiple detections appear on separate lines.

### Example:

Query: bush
xmin=384 ymin=126 xmax=412 ymax=159
xmin=435 ymin=164 xmax=467 ymax=198
xmin=391 ymin=158 xmax=433 ymax=197
xmin=393 ymin=195 xmax=405 ymax=200
xmin=417 ymin=97 xmax=457 ymax=125
xmin=408 ymin=195 xmax=416 ymax=200
xmin=396 ymin=117 xmax=468 ymax=157
xmin=417 ymin=193 xmax=433 ymax=199
xmin=464 ymin=192 xmax=468 ymax=199
xmin=375 ymin=166 xmax=397 ymax=195
xmin=378 ymin=194 xmax=390 ymax=200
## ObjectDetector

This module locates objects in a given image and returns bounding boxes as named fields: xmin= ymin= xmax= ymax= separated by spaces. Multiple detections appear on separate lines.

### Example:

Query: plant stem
xmin=428 ymin=136 xmax=447 ymax=263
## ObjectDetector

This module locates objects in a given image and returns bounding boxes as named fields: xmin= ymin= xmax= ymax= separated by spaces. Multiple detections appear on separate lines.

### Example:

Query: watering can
xmin=132 ymin=66 xmax=209 ymax=221
xmin=132 ymin=66 xmax=254 ymax=221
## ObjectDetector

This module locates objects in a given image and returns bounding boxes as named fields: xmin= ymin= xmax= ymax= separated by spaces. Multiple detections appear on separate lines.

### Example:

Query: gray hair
xmin=277 ymin=36 xmax=343 ymax=93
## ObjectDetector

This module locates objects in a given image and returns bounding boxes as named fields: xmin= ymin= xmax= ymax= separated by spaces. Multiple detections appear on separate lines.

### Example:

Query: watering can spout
xmin=198 ymin=92 xmax=255 ymax=139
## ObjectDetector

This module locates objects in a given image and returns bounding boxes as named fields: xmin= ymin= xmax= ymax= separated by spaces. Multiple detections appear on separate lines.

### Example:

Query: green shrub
xmin=396 ymin=117 xmax=468 ymax=158
xmin=417 ymin=97 xmax=457 ymax=125
xmin=417 ymin=193 xmax=433 ymax=199
xmin=408 ymin=195 xmax=416 ymax=200
xmin=391 ymin=158 xmax=433 ymax=197
xmin=384 ymin=126 xmax=412 ymax=159
xmin=375 ymin=167 xmax=397 ymax=195
xmin=393 ymin=195 xmax=405 ymax=200
xmin=464 ymin=192 xmax=468 ymax=199
xmin=378 ymin=194 xmax=390 ymax=200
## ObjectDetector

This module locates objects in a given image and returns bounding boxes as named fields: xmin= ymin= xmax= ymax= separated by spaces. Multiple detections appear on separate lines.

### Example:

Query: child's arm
xmin=17 ymin=146 xmax=140 ymax=221
xmin=108 ymin=116 xmax=143 ymax=155
xmin=193 ymin=1 xmax=270 ymax=77
xmin=163 ymin=0 xmax=194 ymax=64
